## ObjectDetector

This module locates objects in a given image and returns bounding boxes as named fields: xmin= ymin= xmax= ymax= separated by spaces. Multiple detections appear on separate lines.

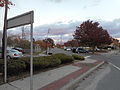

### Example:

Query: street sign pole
xmin=30 ymin=15 xmax=33 ymax=90
xmin=6 ymin=11 xmax=34 ymax=89
xmin=3 ymin=0 xmax=8 ymax=83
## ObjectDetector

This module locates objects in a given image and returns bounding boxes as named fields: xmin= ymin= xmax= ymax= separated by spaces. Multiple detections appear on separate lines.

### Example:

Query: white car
xmin=7 ymin=49 xmax=23 ymax=59
xmin=64 ymin=47 xmax=71 ymax=51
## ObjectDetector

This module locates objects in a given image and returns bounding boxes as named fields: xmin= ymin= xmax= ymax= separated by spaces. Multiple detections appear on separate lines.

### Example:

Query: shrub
xmin=72 ymin=54 xmax=85 ymax=60
xmin=33 ymin=56 xmax=50 ymax=69
xmin=7 ymin=59 xmax=26 ymax=75
xmin=0 ymin=59 xmax=4 ymax=73
xmin=19 ymin=56 xmax=61 ymax=70
xmin=20 ymin=57 xmax=30 ymax=70
xmin=45 ymin=56 xmax=61 ymax=67
xmin=33 ymin=56 xmax=61 ymax=70
xmin=0 ymin=59 xmax=26 ymax=75
xmin=52 ymin=53 xmax=74 ymax=64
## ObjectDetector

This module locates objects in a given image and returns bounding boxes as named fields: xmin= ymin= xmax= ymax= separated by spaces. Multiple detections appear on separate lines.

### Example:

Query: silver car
xmin=7 ymin=49 xmax=23 ymax=59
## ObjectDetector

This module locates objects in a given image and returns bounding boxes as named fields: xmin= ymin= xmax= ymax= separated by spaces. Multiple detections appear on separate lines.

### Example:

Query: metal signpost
xmin=6 ymin=11 xmax=34 ymax=90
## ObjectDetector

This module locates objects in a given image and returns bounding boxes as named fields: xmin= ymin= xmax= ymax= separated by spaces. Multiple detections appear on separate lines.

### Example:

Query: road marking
xmin=85 ymin=56 xmax=91 ymax=59
xmin=109 ymin=62 xmax=120 ymax=71
xmin=8 ymin=83 xmax=22 ymax=90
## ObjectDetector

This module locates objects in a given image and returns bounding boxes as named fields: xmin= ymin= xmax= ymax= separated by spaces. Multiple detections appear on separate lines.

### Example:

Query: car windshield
xmin=78 ymin=48 xmax=84 ymax=50
xmin=10 ymin=50 xmax=19 ymax=52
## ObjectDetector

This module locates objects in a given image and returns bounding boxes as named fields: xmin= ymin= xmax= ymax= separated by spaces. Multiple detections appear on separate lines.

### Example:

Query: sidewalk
xmin=0 ymin=59 xmax=104 ymax=90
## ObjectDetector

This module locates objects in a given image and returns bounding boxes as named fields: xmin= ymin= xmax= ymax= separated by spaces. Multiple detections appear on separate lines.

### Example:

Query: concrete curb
xmin=60 ymin=61 xmax=105 ymax=90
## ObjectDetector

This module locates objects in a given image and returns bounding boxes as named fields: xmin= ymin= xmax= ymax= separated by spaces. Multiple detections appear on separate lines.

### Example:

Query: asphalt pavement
xmin=74 ymin=50 xmax=120 ymax=90
xmin=95 ymin=51 xmax=120 ymax=90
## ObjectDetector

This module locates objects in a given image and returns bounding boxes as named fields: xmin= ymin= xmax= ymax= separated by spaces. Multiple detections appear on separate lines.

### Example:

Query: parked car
xmin=64 ymin=47 xmax=71 ymax=51
xmin=72 ymin=47 xmax=77 ymax=53
xmin=66 ymin=48 xmax=71 ymax=51
xmin=6 ymin=49 xmax=23 ymax=59
xmin=76 ymin=48 xmax=89 ymax=53
xmin=12 ymin=47 xmax=25 ymax=54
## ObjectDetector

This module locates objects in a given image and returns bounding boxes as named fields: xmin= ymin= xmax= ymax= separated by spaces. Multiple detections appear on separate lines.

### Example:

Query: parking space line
xmin=8 ymin=83 xmax=22 ymax=90
xmin=109 ymin=62 xmax=120 ymax=71
xmin=85 ymin=56 xmax=91 ymax=59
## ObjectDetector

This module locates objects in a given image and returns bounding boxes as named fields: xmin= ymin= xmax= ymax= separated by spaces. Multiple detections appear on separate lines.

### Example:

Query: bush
xmin=33 ymin=56 xmax=61 ymax=70
xmin=44 ymin=56 xmax=61 ymax=67
xmin=7 ymin=59 xmax=26 ymax=75
xmin=33 ymin=57 xmax=50 ymax=69
xmin=0 ymin=59 xmax=4 ymax=73
xmin=72 ymin=54 xmax=85 ymax=60
xmin=52 ymin=53 xmax=74 ymax=64
xmin=20 ymin=57 xmax=30 ymax=70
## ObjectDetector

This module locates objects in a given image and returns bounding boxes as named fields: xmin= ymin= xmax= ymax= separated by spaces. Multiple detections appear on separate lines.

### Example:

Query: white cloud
xmin=7 ymin=18 xmax=120 ymax=43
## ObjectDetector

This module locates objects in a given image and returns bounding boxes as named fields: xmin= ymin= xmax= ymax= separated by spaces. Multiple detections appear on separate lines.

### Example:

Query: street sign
xmin=7 ymin=11 xmax=34 ymax=29
xmin=4 ymin=11 xmax=34 ymax=90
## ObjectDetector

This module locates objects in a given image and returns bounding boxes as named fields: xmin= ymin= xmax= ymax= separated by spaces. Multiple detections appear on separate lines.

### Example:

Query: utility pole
xmin=2 ymin=0 xmax=8 ymax=83
xmin=61 ymin=34 xmax=62 ymax=45
xmin=22 ymin=26 xmax=25 ymax=40
xmin=46 ymin=28 xmax=50 ymax=55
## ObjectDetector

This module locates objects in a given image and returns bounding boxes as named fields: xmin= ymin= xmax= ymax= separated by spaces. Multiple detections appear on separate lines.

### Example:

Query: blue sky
xmin=0 ymin=0 xmax=120 ymax=43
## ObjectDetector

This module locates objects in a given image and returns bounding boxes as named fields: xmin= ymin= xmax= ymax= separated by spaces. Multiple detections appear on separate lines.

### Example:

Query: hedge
xmin=52 ymin=53 xmax=74 ymax=64
xmin=20 ymin=57 xmax=30 ymax=70
xmin=33 ymin=56 xmax=61 ymax=70
xmin=19 ymin=56 xmax=61 ymax=70
xmin=72 ymin=54 xmax=85 ymax=60
xmin=0 ymin=53 xmax=76 ymax=76
xmin=0 ymin=59 xmax=4 ymax=73
xmin=7 ymin=59 xmax=26 ymax=75
xmin=0 ymin=59 xmax=26 ymax=75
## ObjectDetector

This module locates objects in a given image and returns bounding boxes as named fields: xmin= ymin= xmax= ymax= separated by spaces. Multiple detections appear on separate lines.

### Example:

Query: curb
xmin=60 ymin=61 xmax=105 ymax=90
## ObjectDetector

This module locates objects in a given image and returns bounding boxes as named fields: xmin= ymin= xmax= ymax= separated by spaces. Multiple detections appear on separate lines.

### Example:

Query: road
xmin=73 ymin=50 xmax=120 ymax=90
xmin=50 ymin=47 xmax=73 ymax=55
xmin=35 ymin=47 xmax=120 ymax=90
xmin=95 ymin=51 xmax=120 ymax=90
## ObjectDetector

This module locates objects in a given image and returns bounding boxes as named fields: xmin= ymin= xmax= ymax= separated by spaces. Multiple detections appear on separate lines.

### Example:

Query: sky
xmin=0 ymin=0 xmax=120 ymax=43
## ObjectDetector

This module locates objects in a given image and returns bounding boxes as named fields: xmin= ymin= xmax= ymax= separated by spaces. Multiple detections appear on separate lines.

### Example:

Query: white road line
xmin=109 ymin=62 xmax=120 ymax=71
xmin=85 ymin=56 xmax=91 ymax=59
xmin=8 ymin=83 xmax=22 ymax=90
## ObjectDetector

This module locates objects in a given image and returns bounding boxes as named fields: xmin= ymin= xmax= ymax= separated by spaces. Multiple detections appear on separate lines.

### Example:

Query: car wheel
xmin=7 ymin=56 xmax=11 ymax=59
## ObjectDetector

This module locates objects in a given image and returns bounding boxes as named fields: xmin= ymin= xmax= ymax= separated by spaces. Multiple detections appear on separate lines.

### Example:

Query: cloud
xmin=100 ymin=19 xmax=120 ymax=38
xmin=82 ymin=0 xmax=102 ymax=9
xmin=7 ymin=18 xmax=120 ymax=43
xmin=34 ymin=20 xmax=82 ymax=40
xmin=49 ymin=0 xmax=64 ymax=3
xmin=34 ymin=18 xmax=120 ymax=43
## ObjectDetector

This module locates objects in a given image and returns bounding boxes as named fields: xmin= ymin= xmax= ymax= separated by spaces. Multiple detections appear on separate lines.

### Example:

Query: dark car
xmin=72 ymin=47 xmax=77 ymax=53
xmin=76 ymin=48 xmax=89 ymax=53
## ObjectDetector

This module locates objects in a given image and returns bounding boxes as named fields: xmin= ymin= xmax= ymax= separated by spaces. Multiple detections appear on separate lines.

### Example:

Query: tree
xmin=35 ymin=40 xmax=47 ymax=49
xmin=1 ymin=0 xmax=13 ymax=59
xmin=64 ymin=40 xmax=79 ymax=47
xmin=7 ymin=35 xmax=31 ymax=49
xmin=0 ymin=0 xmax=13 ymax=7
xmin=43 ymin=38 xmax=55 ymax=47
xmin=73 ymin=20 xmax=112 ymax=51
